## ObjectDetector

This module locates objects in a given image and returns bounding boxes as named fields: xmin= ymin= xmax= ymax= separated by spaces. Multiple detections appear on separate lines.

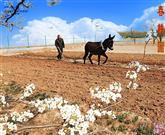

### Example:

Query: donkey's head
xmin=103 ymin=34 xmax=115 ymax=50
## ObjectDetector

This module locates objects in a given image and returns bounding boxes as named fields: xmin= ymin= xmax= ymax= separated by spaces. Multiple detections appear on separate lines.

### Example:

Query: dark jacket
xmin=55 ymin=38 xmax=65 ymax=48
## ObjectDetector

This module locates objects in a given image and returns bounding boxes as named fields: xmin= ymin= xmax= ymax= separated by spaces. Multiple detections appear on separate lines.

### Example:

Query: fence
xmin=0 ymin=35 xmax=91 ymax=49
xmin=0 ymin=35 xmax=146 ymax=49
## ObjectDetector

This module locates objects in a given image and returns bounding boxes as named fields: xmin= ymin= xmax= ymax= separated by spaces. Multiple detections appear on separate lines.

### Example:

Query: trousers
xmin=56 ymin=46 xmax=63 ymax=60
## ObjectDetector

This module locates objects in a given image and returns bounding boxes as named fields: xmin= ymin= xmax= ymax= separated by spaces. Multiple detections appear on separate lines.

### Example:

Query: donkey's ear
xmin=109 ymin=34 xmax=111 ymax=38
xmin=111 ymin=35 xmax=115 ymax=39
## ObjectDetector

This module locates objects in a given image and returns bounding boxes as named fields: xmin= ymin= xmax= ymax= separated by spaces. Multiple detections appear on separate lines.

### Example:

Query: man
xmin=55 ymin=35 xmax=65 ymax=60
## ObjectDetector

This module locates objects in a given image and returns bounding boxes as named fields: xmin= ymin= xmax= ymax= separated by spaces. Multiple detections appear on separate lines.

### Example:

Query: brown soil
xmin=0 ymin=51 xmax=165 ymax=134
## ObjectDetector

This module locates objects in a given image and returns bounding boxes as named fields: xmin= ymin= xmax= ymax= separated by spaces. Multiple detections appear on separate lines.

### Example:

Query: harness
xmin=100 ymin=42 xmax=105 ymax=51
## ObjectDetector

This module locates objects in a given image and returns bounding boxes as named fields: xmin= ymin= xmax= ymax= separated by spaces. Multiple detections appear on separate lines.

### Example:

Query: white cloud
xmin=12 ymin=17 xmax=128 ymax=46
xmin=129 ymin=2 xmax=165 ymax=30
xmin=12 ymin=2 xmax=165 ymax=47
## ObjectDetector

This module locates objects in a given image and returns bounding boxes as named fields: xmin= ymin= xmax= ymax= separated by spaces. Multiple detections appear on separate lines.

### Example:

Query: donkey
xmin=83 ymin=34 xmax=115 ymax=65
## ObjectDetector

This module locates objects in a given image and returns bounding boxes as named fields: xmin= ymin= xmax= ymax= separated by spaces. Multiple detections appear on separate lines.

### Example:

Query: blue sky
xmin=0 ymin=0 xmax=165 ymax=47
xmin=24 ymin=0 xmax=164 ymax=25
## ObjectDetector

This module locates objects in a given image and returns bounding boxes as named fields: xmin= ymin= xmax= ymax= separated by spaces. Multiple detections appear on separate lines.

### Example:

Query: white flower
xmin=0 ymin=110 xmax=35 ymax=134
xmin=112 ymin=113 xmax=116 ymax=119
xmin=94 ymin=109 xmax=102 ymax=117
xmin=58 ymin=129 xmax=66 ymax=135
xmin=58 ymin=102 xmax=90 ymax=135
xmin=20 ymin=83 xmax=35 ymax=99
xmin=126 ymin=71 xmax=137 ymax=80
xmin=126 ymin=61 xmax=149 ymax=90
xmin=127 ymin=81 xmax=139 ymax=90
xmin=0 ymin=115 xmax=8 ymax=122
xmin=128 ymin=61 xmax=149 ymax=73
xmin=101 ymin=110 xmax=107 ymax=115
xmin=29 ymin=97 xmax=64 ymax=113
xmin=137 ymin=65 xmax=149 ymax=72
xmin=85 ymin=108 xmax=96 ymax=122
xmin=0 ymin=95 xmax=8 ymax=107
xmin=0 ymin=123 xmax=6 ymax=135
xmin=10 ymin=110 xmax=34 ymax=123
xmin=128 ymin=61 xmax=140 ymax=68
xmin=60 ymin=104 xmax=84 ymax=126
xmin=107 ymin=111 xmax=112 ymax=116
xmin=39 ymin=106 xmax=46 ymax=113
xmin=0 ymin=84 xmax=124 ymax=135
xmin=132 ymin=82 xmax=139 ymax=90
xmin=7 ymin=122 xmax=17 ymax=131
xmin=70 ymin=127 xmax=75 ymax=135
xmin=141 ymin=66 xmax=146 ymax=72
xmin=109 ymin=82 xmax=122 ymax=92
xmin=127 ymin=81 xmax=133 ymax=89
xmin=136 ymin=65 xmax=142 ymax=72
xmin=77 ymin=121 xmax=89 ymax=134
xmin=90 ymin=82 xmax=122 ymax=104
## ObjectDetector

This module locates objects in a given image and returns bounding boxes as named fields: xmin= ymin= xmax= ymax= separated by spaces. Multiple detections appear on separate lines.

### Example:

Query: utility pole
xmin=131 ymin=28 xmax=136 ymax=44
xmin=44 ymin=35 xmax=47 ymax=46
xmin=27 ymin=35 xmax=30 ymax=47
xmin=7 ymin=32 xmax=10 ymax=48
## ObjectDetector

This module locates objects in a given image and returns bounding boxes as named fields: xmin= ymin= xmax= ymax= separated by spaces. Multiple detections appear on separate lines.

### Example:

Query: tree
xmin=149 ymin=20 xmax=160 ymax=45
xmin=143 ymin=22 xmax=158 ymax=58
xmin=0 ymin=0 xmax=31 ymax=29
xmin=0 ymin=0 xmax=60 ymax=30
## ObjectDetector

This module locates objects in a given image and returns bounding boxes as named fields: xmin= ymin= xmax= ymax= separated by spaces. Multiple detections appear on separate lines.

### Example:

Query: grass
xmin=26 ymin=92 xmax=50 ymax=101
xmin=136 ymin=124 xmax=157 ymax=135
xmin=116 ymin=113 xmax=128 ymax=123
xmin=0 ymin=81 xmax=23 ymax=95
xmin=132 ymin=115 xmax=139 ymax=124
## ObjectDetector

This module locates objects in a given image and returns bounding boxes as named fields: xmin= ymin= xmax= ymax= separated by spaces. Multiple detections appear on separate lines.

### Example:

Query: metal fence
xmin=1 ymin=35 xmax=92 ymax=49
xmin=0 ymin=35 xmax=146 ymax=49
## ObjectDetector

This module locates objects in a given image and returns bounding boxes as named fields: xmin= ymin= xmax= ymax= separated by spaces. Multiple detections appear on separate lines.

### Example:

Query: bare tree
xmin=151 ymin=29 xmax=157 ymax=45
xmin=0 ymin=0 xmax=60 ymax=30
xmin=143 ymin=21 xmax=160 ymax=58
xmin=143 ymin=33 xmax=151 ymax=58
xmin=150 ymin=20 xmax=159 ymax=45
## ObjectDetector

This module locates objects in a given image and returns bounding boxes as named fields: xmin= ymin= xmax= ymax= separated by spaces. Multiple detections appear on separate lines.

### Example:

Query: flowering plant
xmin=1 ymin=78 xmax=157 ymax=135
xmin=126 ymin=61 xmax=149 ymax=90
xmin=154 ymin=123 xmax=165 ymax=135
xmin=20 ymin=83 xmax=35 ymax=99
xmin=90 ymin=82 xmax=122 ymax=104
xmin=0 ymin=95 xmax=8 ymax=107
xmin=0 ymin=110 xmax=35 ymax=134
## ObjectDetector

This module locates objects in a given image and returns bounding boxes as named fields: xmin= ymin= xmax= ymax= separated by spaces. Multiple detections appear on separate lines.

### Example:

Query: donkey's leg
xmin=102 ymin=53 xmax=108 ymax=64
xmin=88 ymin=54 xmax=93 ymax=64
xmin=98 ymin=55 xmax=101 ymax=65
xmin=83 ymin=51 xmax=88 ymax=64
